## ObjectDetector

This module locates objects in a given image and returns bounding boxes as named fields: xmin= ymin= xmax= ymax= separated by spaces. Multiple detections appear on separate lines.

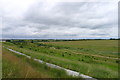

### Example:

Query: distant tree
xmin=110 ymin=38 xmax=115 ymax=40
xmin=19 ymin=45 xmax=23 ymax=48
xmin=6 ymin=40 xmax=11 ymax=42
xmin=116 ymin=60 xmax=119 ymax=63
xmin=31 ymin=40 xmax=34 ymax=43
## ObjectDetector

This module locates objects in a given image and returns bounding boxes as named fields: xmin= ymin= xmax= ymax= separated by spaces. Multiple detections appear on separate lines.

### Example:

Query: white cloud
xmin=1 ymin=0 xmax=118 ymax=39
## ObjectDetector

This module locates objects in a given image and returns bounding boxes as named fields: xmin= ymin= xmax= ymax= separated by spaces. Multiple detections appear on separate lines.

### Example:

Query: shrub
xmin=62 ymin=54 xmax=64 ymax=57
xmin=19 ymin=45 xmax=23 ymax=48
xmin=116 ymin=60 xmax=119 ymax=63
xmin=82 ymin=59 xmax=84 ymax=61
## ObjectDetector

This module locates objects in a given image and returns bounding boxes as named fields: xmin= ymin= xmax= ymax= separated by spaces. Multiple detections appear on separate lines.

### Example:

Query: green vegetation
xmin=3 ymin=39 xmax=119 ymax=78
xmin=43 ymin=40 xmax=118 ymax=56
xmin=2 ymin=47 xmax=75 ymax=78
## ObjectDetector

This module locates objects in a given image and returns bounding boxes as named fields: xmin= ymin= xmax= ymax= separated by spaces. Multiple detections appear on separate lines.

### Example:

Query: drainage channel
xmin=4 ymin=46 xmax=96 ymax=80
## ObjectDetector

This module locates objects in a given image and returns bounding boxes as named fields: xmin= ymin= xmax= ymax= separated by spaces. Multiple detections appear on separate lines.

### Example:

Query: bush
xmin=62 ymin=54 xmax=64 ymax=57
xmin=82 ymin=59 xmax=84 ymax=61
xmin=19 ymin=45 xmax=23 ymax=48
xmin=116 ymin=60 xmax=119 ymax=63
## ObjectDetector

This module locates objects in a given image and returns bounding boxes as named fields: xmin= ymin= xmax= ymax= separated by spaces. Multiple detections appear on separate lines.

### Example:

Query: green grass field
xmin=2 ymin=46 xmax=75 ymax=78
xmin=43 ymin=40 xmax=118 ymax=56
xmin=2 ymin=40 xmax=119 ymax=78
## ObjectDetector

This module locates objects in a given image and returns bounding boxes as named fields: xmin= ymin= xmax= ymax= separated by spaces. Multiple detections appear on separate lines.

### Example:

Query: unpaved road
xmin=3 ymin=46 xmax=96 ymax=80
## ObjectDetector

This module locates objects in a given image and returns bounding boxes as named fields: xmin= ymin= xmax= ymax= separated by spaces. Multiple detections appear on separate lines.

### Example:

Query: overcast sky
xmin=0 ymin=0 xmax=118 ymax=39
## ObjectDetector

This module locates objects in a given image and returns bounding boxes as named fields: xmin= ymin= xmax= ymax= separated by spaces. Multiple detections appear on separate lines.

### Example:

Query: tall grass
xmin=2 ymin=48 xmax=77 ymax=78
xmin=43 ymin=40 xmax=118 ymax=56
xmin=3 ymin=40 xmax=118 ymax=78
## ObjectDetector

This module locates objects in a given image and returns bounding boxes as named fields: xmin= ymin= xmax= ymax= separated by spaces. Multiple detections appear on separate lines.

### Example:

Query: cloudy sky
xmin=0 ymin=0 xmax=118 ymax=39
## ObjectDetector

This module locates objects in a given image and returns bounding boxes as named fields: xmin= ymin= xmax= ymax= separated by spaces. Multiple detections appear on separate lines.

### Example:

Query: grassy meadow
xmin=2 ymin=46 xmax=75 ymax=78
xmin=2 ymin=39 xmax=119 ymax=78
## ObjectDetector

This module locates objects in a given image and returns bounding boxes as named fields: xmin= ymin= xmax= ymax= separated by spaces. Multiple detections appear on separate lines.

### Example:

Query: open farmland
xmin=2 ymin=42 xmax=76 ymax=78
xmin=2 ymin=39 xmax=119 ymax=78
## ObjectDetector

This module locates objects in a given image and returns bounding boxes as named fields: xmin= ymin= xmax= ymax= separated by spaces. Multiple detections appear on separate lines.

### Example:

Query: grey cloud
xmin=2 ymin=1 xmax=118 ymax=39
xmin=90 ymin=33 xmax=109 ymax=36
xmin=25 ymin=2 xmax=117 ymax=28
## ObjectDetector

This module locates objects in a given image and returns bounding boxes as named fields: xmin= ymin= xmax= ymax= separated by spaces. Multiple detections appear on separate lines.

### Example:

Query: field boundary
xmin=3 ymin=46 xmax=97 ymax=80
